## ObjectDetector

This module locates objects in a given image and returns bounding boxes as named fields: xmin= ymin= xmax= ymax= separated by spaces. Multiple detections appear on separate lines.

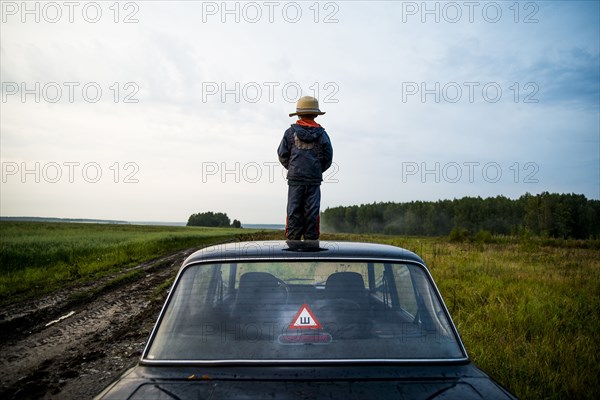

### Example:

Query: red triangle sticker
xmin=288 ymin=303 xmax=322 ymax=330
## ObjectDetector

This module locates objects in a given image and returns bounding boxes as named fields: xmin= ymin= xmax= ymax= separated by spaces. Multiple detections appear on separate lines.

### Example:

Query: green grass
xmin=0 ymin=221 xmax=280 ymax=304
xmin=2 ymin=224 xmax=598 ymax=399
xmin=321 ymin=233 xmax=600 ymax=400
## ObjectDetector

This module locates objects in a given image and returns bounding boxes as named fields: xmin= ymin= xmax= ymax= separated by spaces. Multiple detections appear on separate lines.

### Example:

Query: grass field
xmin=1 ymin=222 xmax=598 ymax=399
xmin=320 ymin=233 xmax=600 ymax=400
xmin=0 ymin=221 xmax=279 ymax=304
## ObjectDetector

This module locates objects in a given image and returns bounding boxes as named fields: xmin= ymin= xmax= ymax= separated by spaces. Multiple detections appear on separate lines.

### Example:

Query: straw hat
xmin=289 ymin=96 xmax=326 ymax=117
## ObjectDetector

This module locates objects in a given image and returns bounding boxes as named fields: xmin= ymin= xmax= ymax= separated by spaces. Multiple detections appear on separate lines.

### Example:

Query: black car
xmin=95 ymin=240 xmax=516 ymax=399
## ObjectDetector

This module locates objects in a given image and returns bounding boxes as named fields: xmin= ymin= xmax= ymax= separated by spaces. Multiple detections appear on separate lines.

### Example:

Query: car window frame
xmin=140 ymin=256 xmax=469 ymax=366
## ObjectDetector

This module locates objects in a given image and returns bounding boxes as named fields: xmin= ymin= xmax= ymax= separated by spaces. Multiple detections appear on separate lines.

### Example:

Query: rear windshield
xmin=145 ymin=261 xmax=465 ymax=361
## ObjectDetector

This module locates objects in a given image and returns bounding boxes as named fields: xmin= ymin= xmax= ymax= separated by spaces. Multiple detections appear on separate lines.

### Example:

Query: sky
xmin=1 ymin=0 xmax=599 ymax=224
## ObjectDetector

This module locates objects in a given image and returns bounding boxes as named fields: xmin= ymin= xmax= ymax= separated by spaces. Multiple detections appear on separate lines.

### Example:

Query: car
xmin=95 ymin=240 xmax=517 ymax=399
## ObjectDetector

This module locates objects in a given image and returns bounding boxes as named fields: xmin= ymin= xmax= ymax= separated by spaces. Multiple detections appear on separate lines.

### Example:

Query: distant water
xmin=130 ymin=221 xmax=284 ymax=229
xmin=242 ymin=224 xmax=285 ymax=230
xmin=0 ymin=216 xmax=129 ymax=224
xmin=0 ymin=217 xmax=284 ymax=230
xmin=129 ymin=220 xmax=187 ymax=226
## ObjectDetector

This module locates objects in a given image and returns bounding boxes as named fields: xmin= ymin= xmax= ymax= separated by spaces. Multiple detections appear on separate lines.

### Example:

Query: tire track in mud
xmin=0 ymin=247 xmax=196 ymax=400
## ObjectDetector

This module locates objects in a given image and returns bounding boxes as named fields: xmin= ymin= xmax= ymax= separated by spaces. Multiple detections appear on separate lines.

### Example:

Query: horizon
xmin=1 ymin=190 xmax=596 ymax=227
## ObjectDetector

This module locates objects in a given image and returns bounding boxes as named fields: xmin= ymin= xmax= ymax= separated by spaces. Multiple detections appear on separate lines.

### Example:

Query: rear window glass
xmin=145 ymin=261 xmax=464 ymax=361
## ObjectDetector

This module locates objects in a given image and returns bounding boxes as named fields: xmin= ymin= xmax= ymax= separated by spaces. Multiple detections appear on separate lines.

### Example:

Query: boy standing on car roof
xmin=277 ymin=96 xmax=333 ymax=241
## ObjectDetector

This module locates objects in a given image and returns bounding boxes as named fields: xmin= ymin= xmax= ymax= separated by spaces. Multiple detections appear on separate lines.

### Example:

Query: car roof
xmin=182 ymin=240 xmax=426 ymax=267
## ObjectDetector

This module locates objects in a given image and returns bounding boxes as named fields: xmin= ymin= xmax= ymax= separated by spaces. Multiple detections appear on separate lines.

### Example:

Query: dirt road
xmin=0 ymin=247 xmax=196 ymax=399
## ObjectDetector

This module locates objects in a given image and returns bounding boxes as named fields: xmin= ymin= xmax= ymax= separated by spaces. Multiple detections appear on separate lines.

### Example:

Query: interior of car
xmin=145 ymin=261 xmax=464 ymax=361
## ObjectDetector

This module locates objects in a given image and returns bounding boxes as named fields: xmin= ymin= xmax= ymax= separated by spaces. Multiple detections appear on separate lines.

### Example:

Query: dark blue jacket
xmin=277 ymin=124 xmax=333 ymax=185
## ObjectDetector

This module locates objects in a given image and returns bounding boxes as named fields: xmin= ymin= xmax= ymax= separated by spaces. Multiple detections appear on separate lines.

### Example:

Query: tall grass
xmin=321 ymin=233 xmax=600 ymax=399
xmin=0 ymin=221 xmax=278 ymax=304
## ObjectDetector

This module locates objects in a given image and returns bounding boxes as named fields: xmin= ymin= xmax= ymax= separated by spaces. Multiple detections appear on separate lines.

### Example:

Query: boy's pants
xmin=286 ymin=184 xmax=320 ymax=240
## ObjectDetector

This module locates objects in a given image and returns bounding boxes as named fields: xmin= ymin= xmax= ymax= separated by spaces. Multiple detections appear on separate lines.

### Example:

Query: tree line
xmin=187 ymin=212 xmax=241 ymax=228
xmin=321 ymin=192 xmax=600 ymax=239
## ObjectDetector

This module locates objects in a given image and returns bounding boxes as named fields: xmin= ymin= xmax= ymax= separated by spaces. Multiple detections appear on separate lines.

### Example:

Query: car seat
xmin=231 ymin=272 xmax=289 ymax=326
xmin=315 ymin=272 xmax=371 ymax=338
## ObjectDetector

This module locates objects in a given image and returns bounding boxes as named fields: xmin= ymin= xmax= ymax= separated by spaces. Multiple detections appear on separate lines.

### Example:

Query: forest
xmin=321 ymin=192 xmax=600 ymax=239
xmin=187 ymin=212 xmax=241 ymax=228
